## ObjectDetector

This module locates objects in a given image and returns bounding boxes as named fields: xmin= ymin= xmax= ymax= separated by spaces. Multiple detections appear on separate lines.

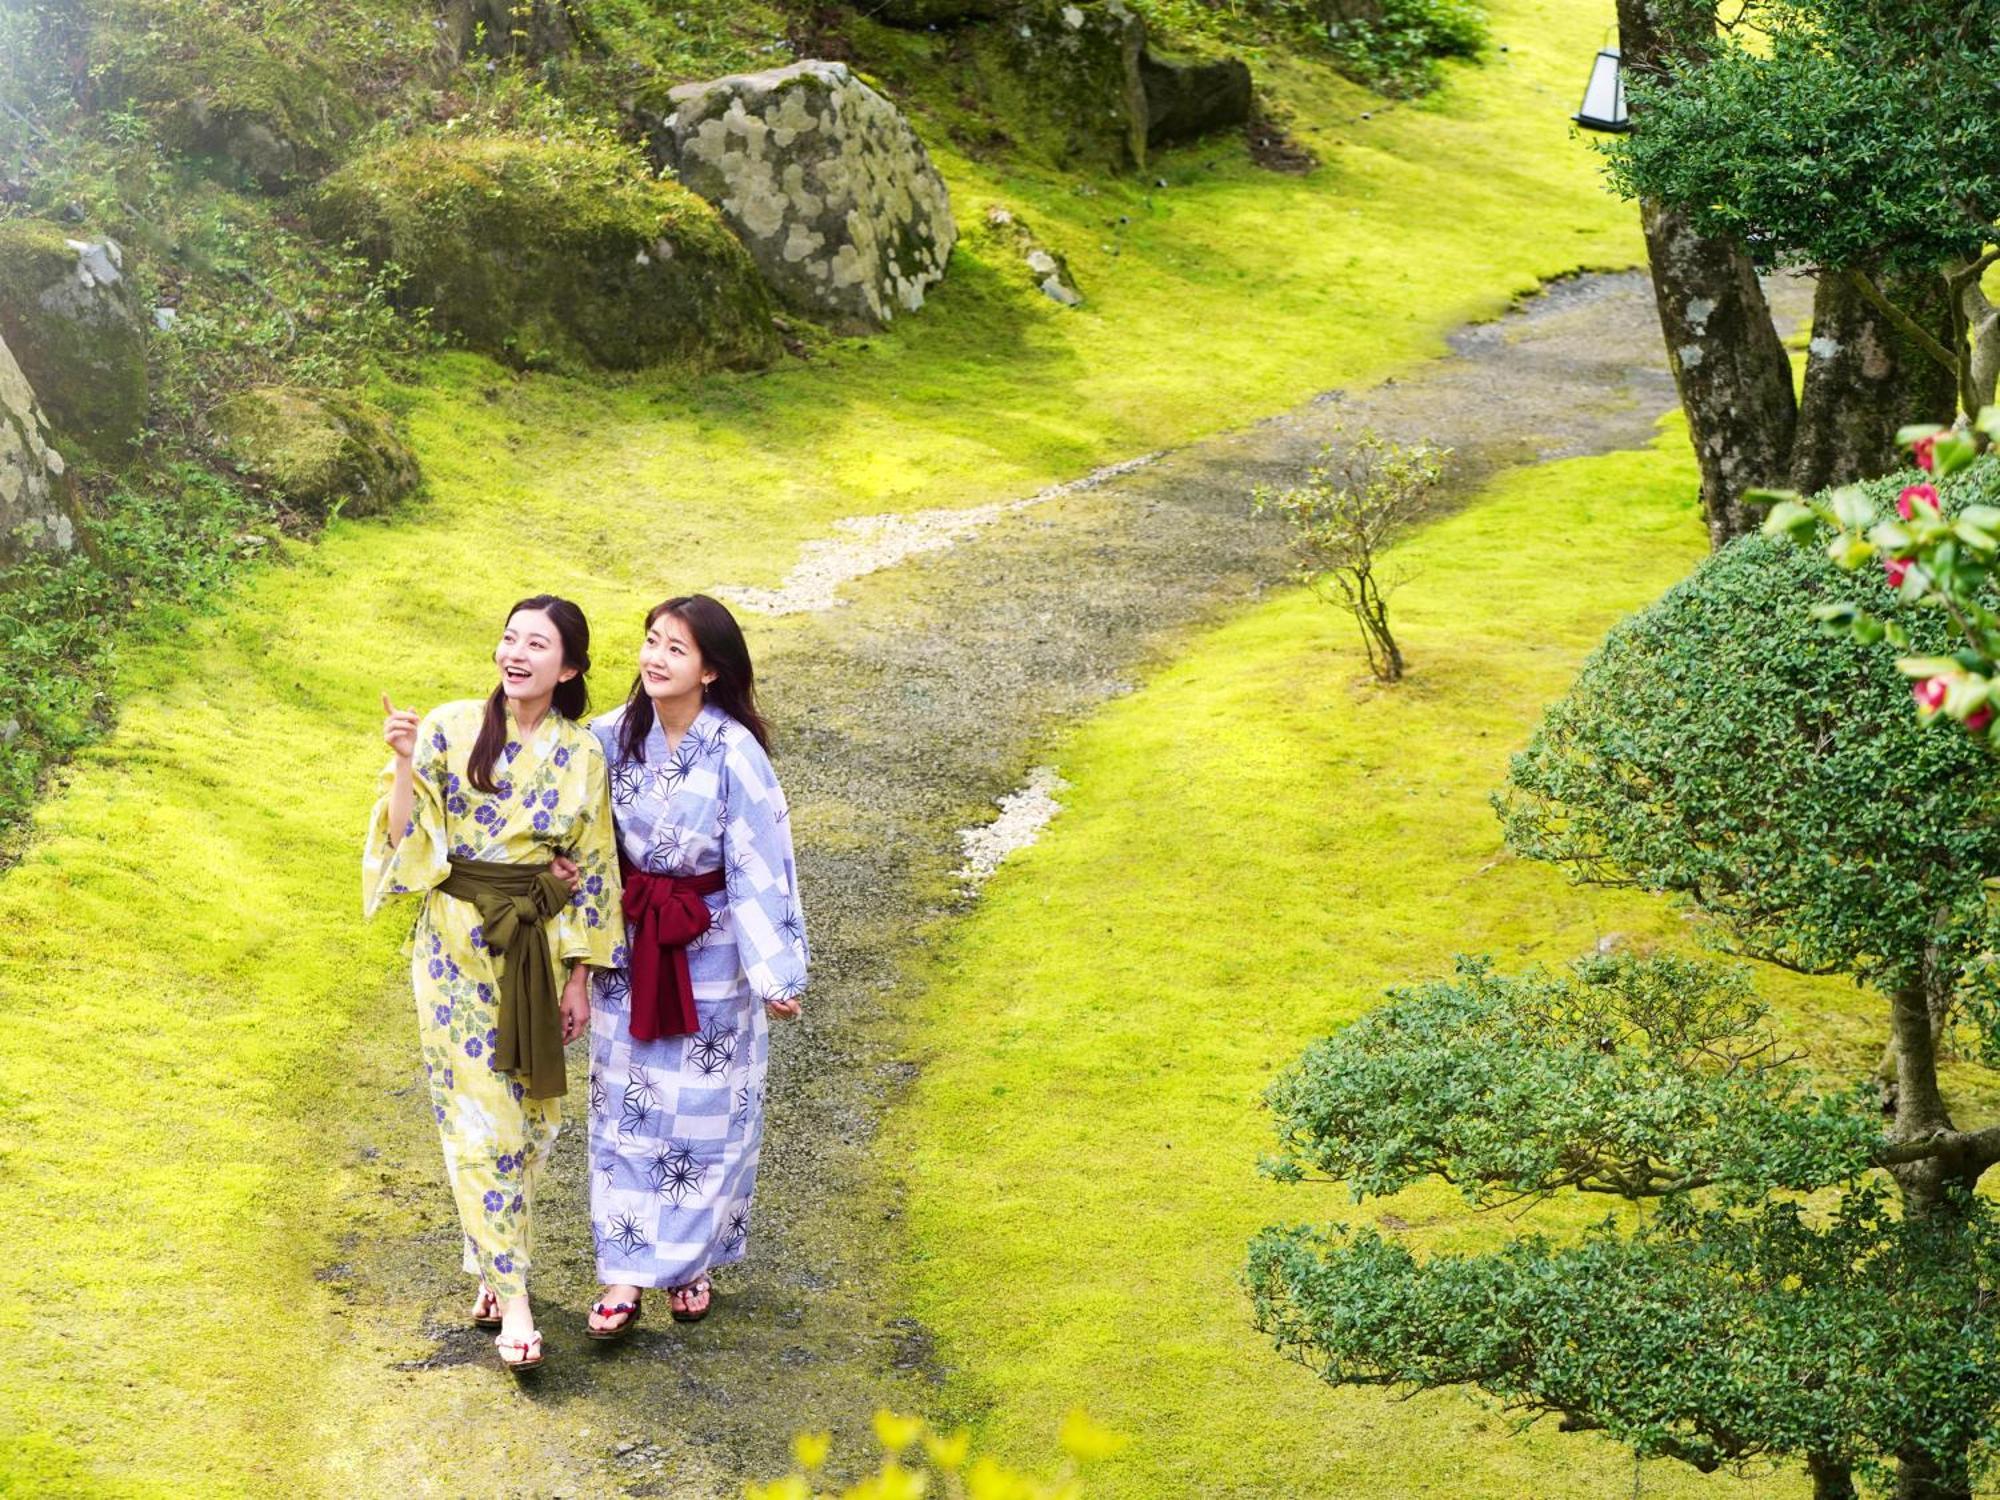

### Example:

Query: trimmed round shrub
xmin=1497 ymin=519 xmax=2000 ymax=994
xmin=313 ymin=132 xmax=780 ymax=372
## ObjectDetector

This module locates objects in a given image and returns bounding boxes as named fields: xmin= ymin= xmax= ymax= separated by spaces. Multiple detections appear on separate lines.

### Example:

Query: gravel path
xmin=330 ymin=270 xmax=1810 ymax=1494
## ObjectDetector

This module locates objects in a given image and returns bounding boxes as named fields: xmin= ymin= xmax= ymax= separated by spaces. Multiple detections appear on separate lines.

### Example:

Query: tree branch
xmin=1870 ymin=1124 xmax=2000 ymax=1171
xmin=1844 ymin=268 xmax=1960 ymax=378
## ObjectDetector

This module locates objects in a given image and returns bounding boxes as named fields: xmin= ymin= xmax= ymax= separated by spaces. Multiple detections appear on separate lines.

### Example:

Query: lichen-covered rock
xmin=1140 ymin=51 xmax=1252 ymax=147
xmin=969 ymin=0 xmax=1148 ymax=171
xmin=119 ymin=19 xmax=364 ymax=191
xmin=0 ymin=334 xmax=75 ymax=565
xmin=0 ymin=221 xmax=148 ymax=466
xmin=209 ymin=387 xmax=420 ymax=519
xmin=653 ymin=62 xmax=956 ymax=330
xmin=982 ymin=205 xmax=1081 ymax=307
xmin=313 ymin=133 xmax=780 ymax=371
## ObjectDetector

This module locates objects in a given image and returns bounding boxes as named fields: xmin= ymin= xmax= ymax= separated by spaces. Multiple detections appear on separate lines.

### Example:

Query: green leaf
xmin=1954 ymin=520 xmax=1999 ymax=551
xmin=1898 ymin=423 xmax=1950 ymax=447
xmin=1895 ymin=656 xmax=1961 ymax=678
xmin=1828 ymin=485 xmax=1875 ymax=529
xmin=1762 ymin=499 xmax=1818 ymax=540
xmin=1809 ymin=602 xmax=1858 ymax=625
xmin=1933 ymin=432 xmax=1978 ymax=477
xmin=1975 ymin=406 xmax=2000 ymax=442
xmin=1962 ymin=506 xmax=2000 ymax=532
xmin=1869 ymin=520 xmax=1913 ymax=550
xmin=1743 ymin=487 xmax=1803 ymax=511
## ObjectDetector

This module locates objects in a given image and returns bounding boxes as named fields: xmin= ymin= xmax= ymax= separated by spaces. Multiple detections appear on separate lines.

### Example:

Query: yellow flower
xmin=922 ymin=1429 xmax=971 ymax=1471
xmin=963 ymin=1457 xmax=1035 ymax=1500
xmin=793 ymin=1431 xmax=833 ymax=1472
xmin=872 ymin=1408 xmax=925 ymax=1455
xmin=743 ymin=1478 xmax=812 ymax=1500
xmin=1056 ymin=1408 xmax=1128 ymax=1463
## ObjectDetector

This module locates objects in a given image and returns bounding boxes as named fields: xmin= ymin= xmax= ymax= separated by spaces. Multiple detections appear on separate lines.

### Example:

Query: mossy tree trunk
xmin=1620 ymin=0 xmax=1798 ymax=548
xmin=1885 ymin=943 xmax=1985 ymax=1500
xmin=1791 ymin=267 xmax=1959 ymax=496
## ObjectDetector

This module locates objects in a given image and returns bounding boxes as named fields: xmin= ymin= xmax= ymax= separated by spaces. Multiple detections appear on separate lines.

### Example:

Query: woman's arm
xmin=382 ymin=693 xmax=420 ymax=848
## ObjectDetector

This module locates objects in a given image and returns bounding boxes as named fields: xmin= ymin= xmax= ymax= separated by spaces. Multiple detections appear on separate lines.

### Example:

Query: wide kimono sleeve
xmin=362 ymin=707 xmax=451 ymax=918
xmin=554 ymin=737 xmax=624 ymax=969
xmin=720 ymin=736 xmax=809 ymax=1004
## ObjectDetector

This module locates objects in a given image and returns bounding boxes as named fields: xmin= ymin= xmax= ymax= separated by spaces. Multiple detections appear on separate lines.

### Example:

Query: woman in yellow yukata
xmin=364 ymin=594 xmax=624 ymax=1371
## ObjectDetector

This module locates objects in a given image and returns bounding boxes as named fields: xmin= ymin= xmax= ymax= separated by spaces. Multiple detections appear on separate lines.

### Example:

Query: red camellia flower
xmin=1913 ymin=433 xmax=1938 ymax=472
xmin=1897 ymin=482 xmax=1940 ymax=520
xmin=1914 ymin=676 xmax=1951 ymax=713
xmin=1969 ymin=706 xmax=1995 ymax=734
xmin=1884 ymin=556 xmax=1912 ymax=587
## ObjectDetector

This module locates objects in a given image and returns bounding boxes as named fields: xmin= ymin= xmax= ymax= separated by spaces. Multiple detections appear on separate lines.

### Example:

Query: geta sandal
xmin=495 ymin=1329 xmax=544 ymax=1371
xmin=587 ymin=1292 xmax=643 ymax=1341
xmin=471 ymin=1283 xmax=503 ymax=1330
xmin=669 ymin=1275 xmax=712 ymax=1323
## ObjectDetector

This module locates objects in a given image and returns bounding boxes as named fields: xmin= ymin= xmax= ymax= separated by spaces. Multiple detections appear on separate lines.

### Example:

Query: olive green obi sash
xmin=438 ymin=856 xmax=574 ymax=1101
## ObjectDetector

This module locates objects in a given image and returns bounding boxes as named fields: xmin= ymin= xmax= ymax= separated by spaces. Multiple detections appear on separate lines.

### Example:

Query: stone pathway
xmin=327 ymin=270 xmax=1810 ymax=1494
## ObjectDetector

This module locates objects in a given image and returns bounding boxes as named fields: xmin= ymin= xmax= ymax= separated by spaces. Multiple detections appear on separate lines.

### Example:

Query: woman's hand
xmin=560 ymin=965 xmax=592 ymax=1044
xmin=550 ymin=854 xmax=581 ymax=890
xmin=381 ymin=692 xmax=420 ymax=762
xmin=765 ymin=997 xmax=802 ymax=1021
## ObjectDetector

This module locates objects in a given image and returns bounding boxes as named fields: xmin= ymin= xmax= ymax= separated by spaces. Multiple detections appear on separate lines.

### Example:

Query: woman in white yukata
xmin=569 ymin=593 xmax=807 ymax=1337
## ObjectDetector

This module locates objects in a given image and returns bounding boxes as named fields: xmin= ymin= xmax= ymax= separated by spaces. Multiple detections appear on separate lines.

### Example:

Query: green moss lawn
xmin=0 ymin=1 xmax=1676 ymax=1490
xmin=886 ymin=424 xmax=1895 ymax=1498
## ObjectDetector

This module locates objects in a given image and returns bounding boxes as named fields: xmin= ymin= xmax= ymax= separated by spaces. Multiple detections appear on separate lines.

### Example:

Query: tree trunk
xmin=1808 ymin=1455 xmax=1857 ymax=1500
xmin=1638 ymin=201 xmax=1799 ymax=546
xmin=1959 ymin=270 xmax=2000 ymax=411
xmin=1894 ymin=1457 xmax=1972 ymax=1500
xmin=1885 ymin=955 xmax=1979 ymax=1500
xmin=1791 ymin=268 xmax=1958 ymax=495
xmin=1619 ymin=0 xmax=1798 ymax=548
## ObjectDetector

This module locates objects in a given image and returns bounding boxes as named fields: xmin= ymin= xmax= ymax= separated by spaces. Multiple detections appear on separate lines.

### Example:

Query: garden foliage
xmin=1497 ymin=528 xmax=2000 ymax=997
xmin=1255 ymin=491 xmax=2000 ymax=1498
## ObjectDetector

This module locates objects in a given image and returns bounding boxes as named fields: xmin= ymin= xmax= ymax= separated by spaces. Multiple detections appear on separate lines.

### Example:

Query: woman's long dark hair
xmin=617 ymin=593 xmax=770 ymax=765
xmin=468 ymin=593 xmax=592 ymax=794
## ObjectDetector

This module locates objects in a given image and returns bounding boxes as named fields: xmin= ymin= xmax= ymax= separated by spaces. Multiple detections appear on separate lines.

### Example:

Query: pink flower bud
xmin=1915 ymin=676 xmax=1950 ymax=713
xmin=1897 ymin=483 xmax=1940 ymax=520
xmin=1884 ymin=557 xmax=1912 ymax=587
xmin=1913 ymin=433 xmax=1937 ymax=472
xmin=1968 ymin=705 xmax=1995 ymax=734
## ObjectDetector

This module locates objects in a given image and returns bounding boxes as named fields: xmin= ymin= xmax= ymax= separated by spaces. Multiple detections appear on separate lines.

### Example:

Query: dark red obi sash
xmin=619 ymin=855 xmax=727 ymax=1042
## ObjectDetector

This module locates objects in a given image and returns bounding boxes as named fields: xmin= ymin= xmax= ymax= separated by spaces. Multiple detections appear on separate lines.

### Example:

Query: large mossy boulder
xmin=209 ymin=387 xmax=420 ymax=520
xmin=0 ymin=221 xmax=148 ymax=466
xmin=653 ymin=61 xmax=956 ymax=330
xmin=874 ymin=0 xmax=1008 ymax=24
xmin=0 ymin=334 xmax=76 ymax=566
xmin=1140 ymin=51 xmax=1252 ymax=148
xmin=313 ymin=133 xmax=780 ymax=371
xmin=118 ymin=20 xmax=364 ymax=192
xmin=968 ymin=0 xmax=1149 ymax=171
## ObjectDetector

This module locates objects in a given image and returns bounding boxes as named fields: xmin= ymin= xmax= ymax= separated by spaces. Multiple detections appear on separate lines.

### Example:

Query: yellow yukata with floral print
xmin=363 ymin=698 xmax=624 ymax=1298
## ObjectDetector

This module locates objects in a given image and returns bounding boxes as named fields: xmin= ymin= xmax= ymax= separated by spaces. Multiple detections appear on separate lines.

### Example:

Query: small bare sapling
xmin=1253 ymin=430 xmax=1448 ymax=682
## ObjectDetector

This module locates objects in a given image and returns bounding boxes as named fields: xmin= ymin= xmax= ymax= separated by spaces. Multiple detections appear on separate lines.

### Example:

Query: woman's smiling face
xmin=494 ymin=607 xmax=576 ymax=704
xmin=637 ymin=611 xmax=713 ymax=704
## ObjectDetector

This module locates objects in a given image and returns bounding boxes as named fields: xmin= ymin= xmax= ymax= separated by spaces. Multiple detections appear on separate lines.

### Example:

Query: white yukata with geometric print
xmin=586 ymin=700 xmax=808 ymax=1289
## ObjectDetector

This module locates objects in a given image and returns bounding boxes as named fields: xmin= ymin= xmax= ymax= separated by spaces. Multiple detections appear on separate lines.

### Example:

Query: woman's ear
xmin=559 ymin=665 xmax=579 ymax=683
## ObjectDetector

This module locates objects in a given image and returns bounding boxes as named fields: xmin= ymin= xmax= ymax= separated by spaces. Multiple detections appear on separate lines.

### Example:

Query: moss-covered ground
xmin=886 ymin=425 xmax=1911 ymax=1499
xmin=0 ymin=1 xmax=1677 ymax=1492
